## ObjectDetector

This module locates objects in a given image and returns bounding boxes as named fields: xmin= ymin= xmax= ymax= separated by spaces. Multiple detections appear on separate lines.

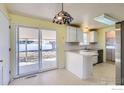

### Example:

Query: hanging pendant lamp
xmin=53 ymin=3 xmax=73 ymax=25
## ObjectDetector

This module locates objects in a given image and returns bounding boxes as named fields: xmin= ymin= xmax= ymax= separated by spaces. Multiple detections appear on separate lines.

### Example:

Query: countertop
xmin=66 ymin=50 xmax=98 ymax=56
xmin=64 ymin=48 xmax=103 ymax=51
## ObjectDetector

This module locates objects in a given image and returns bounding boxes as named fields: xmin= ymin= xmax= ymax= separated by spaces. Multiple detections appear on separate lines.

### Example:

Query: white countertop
xmin=67 ymin=50 xmax=98 ymax=56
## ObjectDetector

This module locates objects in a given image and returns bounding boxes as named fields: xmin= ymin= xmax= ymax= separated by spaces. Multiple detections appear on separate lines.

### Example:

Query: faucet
xmin=84 ymin=45 xmax=88 ymax=50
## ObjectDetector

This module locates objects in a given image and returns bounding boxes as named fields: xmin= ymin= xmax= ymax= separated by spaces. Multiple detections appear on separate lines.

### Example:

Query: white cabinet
xmin=66 ymin=52 xmax=93 ymax=79
xmin=89 ymin=31 xmax=97 ymax=43
xmin=82 ymin=31 xmax=97 ymax=44
xmin=66 ymin=26 xmax=84 ymax=42
xmin=92 ymin=55 xmax=98 ymax=64
xmin=66 ymin=27 xmax=97 ymax=43
xmin=77 ymin=28 xmax=83 ymax=42
xmin=66 ymin=26 xmax=77 ymax=42
xmin=66 ymin=52 xmax=83 ymax=79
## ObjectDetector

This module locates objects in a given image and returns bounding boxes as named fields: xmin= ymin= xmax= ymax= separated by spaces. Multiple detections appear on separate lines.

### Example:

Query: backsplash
xmin=64 ymin=42 xmax=82 ymax=50
xmin=64 ymin=42 xmax=99 ymax=50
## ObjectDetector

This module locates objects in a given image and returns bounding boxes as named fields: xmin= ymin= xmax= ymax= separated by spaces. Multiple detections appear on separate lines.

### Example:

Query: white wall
xmin=0 ymin=11 xmax=10 ymax=85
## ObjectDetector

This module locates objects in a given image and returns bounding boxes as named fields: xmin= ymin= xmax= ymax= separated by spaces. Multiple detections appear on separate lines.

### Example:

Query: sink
xmin=79 ymin=50 xmax=89 ymax=54
xmin=79 ymin=50 xmax=98 ymax=55
xmin=80 ymin=49 xmax=94 ymax=52
xmin=80 ymin=50 xmax=89 ymax=52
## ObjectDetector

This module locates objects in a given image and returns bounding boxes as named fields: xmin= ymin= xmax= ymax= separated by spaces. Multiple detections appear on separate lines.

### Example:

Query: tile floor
xmin=10 ymin=62 xmax=115 ymax=85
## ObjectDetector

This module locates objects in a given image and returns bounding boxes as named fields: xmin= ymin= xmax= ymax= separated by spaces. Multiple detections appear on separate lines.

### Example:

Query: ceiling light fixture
xmin=94 ymin=14 xmax=118 ymax=25
xmin=53 ymin=3 xmax=73 ymax=25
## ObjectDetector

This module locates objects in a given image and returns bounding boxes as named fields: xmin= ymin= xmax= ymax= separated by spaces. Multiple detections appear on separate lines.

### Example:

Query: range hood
xmin=94 ymin=14 xmax=118 ymax=25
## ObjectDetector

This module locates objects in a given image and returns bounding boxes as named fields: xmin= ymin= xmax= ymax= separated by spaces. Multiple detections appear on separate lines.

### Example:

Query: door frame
xmin=0 ymin=11 xmax=10 ymax=84
xmin=15 ymin=25 xmax=41 ymax=77
xmin=14 ymin=25 xmax=58 ymax=78
xmin=105 ymin=30 xmax=116 ymax=62
xmin=40 ymin=29 xmax=58 ymax=72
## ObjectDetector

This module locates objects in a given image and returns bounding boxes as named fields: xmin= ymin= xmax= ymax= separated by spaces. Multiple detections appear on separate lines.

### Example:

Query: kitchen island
xmin=66 ymin=50 xmax=98 ymax=79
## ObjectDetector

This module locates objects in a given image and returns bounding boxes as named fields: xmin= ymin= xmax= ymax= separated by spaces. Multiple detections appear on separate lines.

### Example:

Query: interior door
xmin=17 ymin=26 xmax=40 ymax=76
xmin=0 ymin=11 xmax=10 ymax=85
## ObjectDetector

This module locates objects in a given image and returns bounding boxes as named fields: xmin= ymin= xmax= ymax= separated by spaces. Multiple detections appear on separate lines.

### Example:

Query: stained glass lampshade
xmin=53 ymin=4 xmax=73 ymax=25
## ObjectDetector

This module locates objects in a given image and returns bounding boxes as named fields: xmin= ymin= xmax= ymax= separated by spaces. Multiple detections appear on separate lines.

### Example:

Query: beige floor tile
xmin=10 ymin=62 xmax=115 ymax=85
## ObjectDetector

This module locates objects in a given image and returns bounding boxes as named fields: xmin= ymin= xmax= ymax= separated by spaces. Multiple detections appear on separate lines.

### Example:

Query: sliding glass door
xmin=41 ymin=30 xmax=57 ymax=71
xmin=17 ymin=27 xmax=40 ymax=75
xmin=16 ymin=26 xmax=57 ymax=76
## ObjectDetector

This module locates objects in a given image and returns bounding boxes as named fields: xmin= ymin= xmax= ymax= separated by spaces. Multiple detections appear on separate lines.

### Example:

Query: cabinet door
xmin=89 ymin=31 xmax=93 ymax=42
xmin=69 ymin=27 xmax=77 ymax=42
xmin=89 ymin=31 xmax=97 ymax=43
xmin=77 ymin=28 xmax=83 ymax=42
xmin=92 ymin=56 xmax=98 ymax=64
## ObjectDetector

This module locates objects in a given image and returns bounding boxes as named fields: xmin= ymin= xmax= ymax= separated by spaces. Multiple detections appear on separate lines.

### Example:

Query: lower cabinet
xmin=66 ymin=52 xmax=94 ymax=79
xmin=92 ymin=55 xmax=98 ymax=64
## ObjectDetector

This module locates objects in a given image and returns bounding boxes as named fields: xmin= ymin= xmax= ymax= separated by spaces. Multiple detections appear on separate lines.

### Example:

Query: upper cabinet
xmin=89 ymin=31 xmax=97 ymax=43
xmin=77 ymin=28 xmax=83 ymax=42
xmin=66 ymin=26 xmax=97 ymax=44
xmin=66 ymin=26 xmax=83 ymax=42
xmin=66 ymin=26 xmax=77 ymax=42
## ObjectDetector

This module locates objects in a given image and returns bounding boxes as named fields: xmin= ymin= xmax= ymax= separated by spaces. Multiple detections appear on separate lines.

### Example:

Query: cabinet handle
xmin=0 ymin=60 xmax=3 ymax=62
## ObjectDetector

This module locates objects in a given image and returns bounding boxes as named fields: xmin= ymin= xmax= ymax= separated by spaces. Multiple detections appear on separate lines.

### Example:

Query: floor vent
xmin=25 ymin=75 xmax=37 ymax=79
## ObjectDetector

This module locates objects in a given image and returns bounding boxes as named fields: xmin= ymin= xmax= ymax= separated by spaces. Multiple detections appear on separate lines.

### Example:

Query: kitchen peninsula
xmin=66 ymin=50 xmax=98 ymax=79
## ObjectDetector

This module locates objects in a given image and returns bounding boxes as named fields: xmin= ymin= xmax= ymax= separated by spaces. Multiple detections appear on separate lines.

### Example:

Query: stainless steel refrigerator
xmin=115 ymin=22 xmax=124 ymax=85
xmin=106 ymin=31 xmax=115 ymax=62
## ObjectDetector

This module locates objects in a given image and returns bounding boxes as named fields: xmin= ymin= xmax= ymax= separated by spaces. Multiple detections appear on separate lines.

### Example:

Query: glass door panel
xmin=41 ymin=30 xmax=57 ymax=70
xmin=16 ymin=26 xmax=58 ymax=77
xmin=18 ymin=27 xmax=39 ymax=75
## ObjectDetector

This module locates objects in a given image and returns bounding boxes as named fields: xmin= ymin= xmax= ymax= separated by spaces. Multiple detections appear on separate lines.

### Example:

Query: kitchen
xmin=1 ymin=3 xmax=122 ymax=85
xmin=64 ymin=25 xmax=113 ymax=84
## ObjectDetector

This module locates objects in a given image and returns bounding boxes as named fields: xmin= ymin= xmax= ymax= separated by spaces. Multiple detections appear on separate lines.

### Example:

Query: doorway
xmin=105 ymin=30 xmax=116 ymax=62
xmin=15 ymin=26 xmax=57 ymax=77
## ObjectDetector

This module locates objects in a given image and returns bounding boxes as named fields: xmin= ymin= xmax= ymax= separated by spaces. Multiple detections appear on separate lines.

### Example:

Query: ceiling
xmin=6 ymin=3 xmax=124 ymax=29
